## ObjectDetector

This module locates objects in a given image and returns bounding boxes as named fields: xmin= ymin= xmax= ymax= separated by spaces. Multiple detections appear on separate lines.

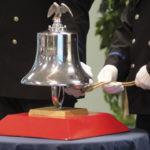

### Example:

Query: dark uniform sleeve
xmin=105 ymin=0 xmax=135 ymax=81
xmin=59 ymin=0 xmax=94 ymax=63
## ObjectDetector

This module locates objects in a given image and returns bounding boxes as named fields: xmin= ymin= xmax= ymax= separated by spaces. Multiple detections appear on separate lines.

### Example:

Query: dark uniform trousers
xmin=0 ymin=0 xmax=94 ymax=119
xmin=105 ymin=0 xmax=150 ymax=133
xmin=136 ymin=114 xmax=150 ymax=134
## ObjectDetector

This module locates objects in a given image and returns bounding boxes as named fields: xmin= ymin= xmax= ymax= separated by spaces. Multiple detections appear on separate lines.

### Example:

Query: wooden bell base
xmin=29 ymin=106 xmax=88 ymax=118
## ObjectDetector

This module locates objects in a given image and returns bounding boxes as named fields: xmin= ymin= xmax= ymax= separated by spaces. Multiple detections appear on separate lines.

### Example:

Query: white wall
xmin=75 ymin=0 xmax=112 ymax=113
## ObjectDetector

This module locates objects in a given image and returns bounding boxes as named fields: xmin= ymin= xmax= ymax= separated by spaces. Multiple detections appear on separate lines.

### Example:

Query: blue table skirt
xmin=0 ymin=128 xmax=149 ymax=150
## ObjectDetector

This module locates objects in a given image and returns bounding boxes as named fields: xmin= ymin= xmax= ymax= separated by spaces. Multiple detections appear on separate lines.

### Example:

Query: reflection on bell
xmin=21 ymin=3 xmax=91 ymax=87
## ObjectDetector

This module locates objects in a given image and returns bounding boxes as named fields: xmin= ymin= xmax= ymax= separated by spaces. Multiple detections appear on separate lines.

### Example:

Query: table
xmin=0 ymin=128 xmax=149 ymax=150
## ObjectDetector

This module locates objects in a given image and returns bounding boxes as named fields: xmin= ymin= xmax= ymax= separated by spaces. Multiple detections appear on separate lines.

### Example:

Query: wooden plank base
xmin=29 ymin=107 xmax=88 ymax=118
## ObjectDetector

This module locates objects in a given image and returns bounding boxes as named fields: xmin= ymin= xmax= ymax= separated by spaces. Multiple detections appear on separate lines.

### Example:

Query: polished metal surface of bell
xmin=21 ymin=2 xmax=91 ymax=87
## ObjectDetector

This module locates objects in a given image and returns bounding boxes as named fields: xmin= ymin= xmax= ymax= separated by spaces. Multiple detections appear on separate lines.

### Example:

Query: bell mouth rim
xmin=21 ymin=82 xmax=67 ymax=87
xmin=21 ymin=80 xmax=89 ymax=87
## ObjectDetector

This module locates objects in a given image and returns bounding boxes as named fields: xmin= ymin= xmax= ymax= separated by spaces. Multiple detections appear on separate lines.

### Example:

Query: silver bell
xmin=21 ymin=3 xmax=91 ymax=109
xmin=21 ymin=3 xmax=90 ymax=87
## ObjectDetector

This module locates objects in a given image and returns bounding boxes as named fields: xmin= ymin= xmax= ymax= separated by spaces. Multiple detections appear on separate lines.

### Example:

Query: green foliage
xmin=96 ymin=0 xmax=128 ymax=52
xmin=96 ymin=0 xmax=135 ymax=126
xmin=104 ymin=90 xmax=135 ymax=126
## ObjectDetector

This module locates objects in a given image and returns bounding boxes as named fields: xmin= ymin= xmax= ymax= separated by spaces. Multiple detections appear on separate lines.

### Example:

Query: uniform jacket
xmin=0 ymin=0 xmax=94 ymax=103
xmin=105 ymin=0 xmax=150 ymax=114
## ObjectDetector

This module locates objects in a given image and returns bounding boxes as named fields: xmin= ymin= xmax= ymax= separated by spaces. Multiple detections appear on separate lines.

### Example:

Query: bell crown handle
xmin=47 ymin=2 xmax=73 ymax=20
xmin=47 ymin=2 xmax=73 ymax=32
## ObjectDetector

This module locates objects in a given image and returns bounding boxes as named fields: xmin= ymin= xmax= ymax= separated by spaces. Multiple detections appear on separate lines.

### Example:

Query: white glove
xmin=135 ymin=65 xmax=150 ymax=89
xmin=97 ymin=65 xmax=124 ymax=94
xmin=64 ymin=62 xmax=93 ymax=98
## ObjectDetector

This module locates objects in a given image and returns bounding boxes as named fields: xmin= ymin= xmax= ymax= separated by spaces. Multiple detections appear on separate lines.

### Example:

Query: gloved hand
xmin=97 ymin=65 xmax=124 ymax=94
xmin=135 ymin=65 xmax=150 ymax=89
xmin=64 ymin=62 xmax=93 ymax=98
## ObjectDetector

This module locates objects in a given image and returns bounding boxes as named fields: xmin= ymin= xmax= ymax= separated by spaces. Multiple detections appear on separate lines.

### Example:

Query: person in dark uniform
xmin=0 ymin=0 xmax=94 ymax=119
xmin=97 ymin=0 xmax=150 ymax=134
